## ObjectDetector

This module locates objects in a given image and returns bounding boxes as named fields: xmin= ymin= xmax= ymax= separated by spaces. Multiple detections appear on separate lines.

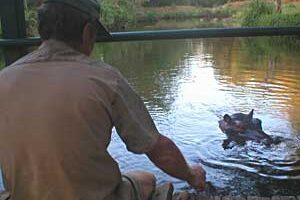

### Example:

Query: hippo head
xmin=219 ymin=109 xmax=254 ymax=135
xmin=218 ymin=110 xmax=275 ymax=149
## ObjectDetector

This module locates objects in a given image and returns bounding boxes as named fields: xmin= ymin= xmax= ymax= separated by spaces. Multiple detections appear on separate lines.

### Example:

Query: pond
xmin=93 ymin=36 xmax=300 ymax=196
xmin=0 ymin=36 xmax=300 ymax=196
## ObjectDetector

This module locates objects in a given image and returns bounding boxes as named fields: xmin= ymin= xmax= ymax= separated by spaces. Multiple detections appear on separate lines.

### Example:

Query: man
xmin=0 ymin=0 xmax=206 ymax=199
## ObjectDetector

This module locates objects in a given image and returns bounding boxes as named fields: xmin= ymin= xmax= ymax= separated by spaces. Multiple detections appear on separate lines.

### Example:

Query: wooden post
xmin=1 ymin=0 xmax=27 ymax=66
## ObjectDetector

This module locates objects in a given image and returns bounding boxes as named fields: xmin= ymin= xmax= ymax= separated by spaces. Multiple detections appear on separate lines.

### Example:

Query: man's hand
xmin=146 ymin=135 xmax=207 ymax=191
xmin=187 ymin=165 xmax=206 ymax=191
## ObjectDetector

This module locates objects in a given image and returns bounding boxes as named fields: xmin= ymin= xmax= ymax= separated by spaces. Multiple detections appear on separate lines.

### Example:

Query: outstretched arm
xmin=146 ymin=134 xmax=206 ymax=190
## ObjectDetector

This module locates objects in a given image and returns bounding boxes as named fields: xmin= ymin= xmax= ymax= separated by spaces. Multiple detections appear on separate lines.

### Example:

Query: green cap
xmin=43 ymin=0 xmax=111 ymax=37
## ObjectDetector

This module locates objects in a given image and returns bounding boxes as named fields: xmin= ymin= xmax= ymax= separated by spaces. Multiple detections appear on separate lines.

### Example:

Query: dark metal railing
xmin=1 ymin=26 xmax=300 ymax=47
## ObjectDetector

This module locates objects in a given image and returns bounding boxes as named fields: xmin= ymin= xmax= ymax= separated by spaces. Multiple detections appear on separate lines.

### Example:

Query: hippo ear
xmin=224 ymin=114 xmax=231 ymax=123
xmin=248 ymin=109 xmax=254 ymax=119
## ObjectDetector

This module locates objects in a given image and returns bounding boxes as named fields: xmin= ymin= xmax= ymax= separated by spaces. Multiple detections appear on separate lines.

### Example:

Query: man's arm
xmin=146 ymin=134 xmax=206 ymax=190
xmin=110 ymin=72 xmax=206 ymax=189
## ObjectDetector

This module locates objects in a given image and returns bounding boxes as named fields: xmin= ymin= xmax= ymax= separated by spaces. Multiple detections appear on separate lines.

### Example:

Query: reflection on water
xmin=0 ymin=169 xmax=3 ymax=192
xmin=92 ymin=37 xmax=300 ymax=196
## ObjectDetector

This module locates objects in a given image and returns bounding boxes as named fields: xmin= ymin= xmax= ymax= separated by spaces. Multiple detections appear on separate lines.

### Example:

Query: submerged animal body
xmin=218 ymin=110 xmax=277 ymax=149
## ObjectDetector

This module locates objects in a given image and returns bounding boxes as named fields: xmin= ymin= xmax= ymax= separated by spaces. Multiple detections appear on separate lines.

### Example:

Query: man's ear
xmin=81 ymin=22 xmax=97 ymax=56
xmin=223 ymin=114 xmax=231 ymax=123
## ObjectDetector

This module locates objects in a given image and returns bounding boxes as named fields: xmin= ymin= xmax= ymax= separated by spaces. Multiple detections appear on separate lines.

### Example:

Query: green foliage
xmin=139 ymin=7 xmax=233 ymax=23
xmin=241 ymin=0 xmax=300 ymax=27
xmin=143 ymin=11 xmax=160 ymax=22
xmin=282 ymin=3 xmax=300 ymax=15
xmin=23 ymin=0 xmax=138 ymax=34
xmin=258 ymin=13 xmax=300 ymax=27
xmin=241 ymin=0 xmax=275 ymax=27
xmin=241 ymin=0 xmax=300 ymax=59
xmin=144 ymin=0 xmax=229 ymax=7
xmin=24 ymin=7 xmax=38 ymax=36
xmin=101 ymin=0 xmax=136 ymax=30
xmin=190 ymin=0 xmax=229 ymax=7
xmin=143 ymin=0 xmax=187 ymax=7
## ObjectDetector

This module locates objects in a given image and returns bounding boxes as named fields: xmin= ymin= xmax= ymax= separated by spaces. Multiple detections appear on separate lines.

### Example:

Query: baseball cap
xmin=43 ymin=0 xmax=111 ymax=37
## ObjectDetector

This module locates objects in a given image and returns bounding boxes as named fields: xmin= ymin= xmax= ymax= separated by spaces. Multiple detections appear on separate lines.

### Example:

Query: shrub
xmin=144 ymin=0 xmax=229 ymax=7
xmin=190 ymin=0 xmax=229 ymax=7
xmin=259 ymin=13 xmax=300 ymax=27
xmin=241 ymin=0 xmax=300 ymax=27
xmin=101 ymin=0 xmax=136 ymax=30
xmin=142 ymin=11 xmax=160 ymax=22
xmin=241 ymin=0 xmax=275 ymax=27
xmin=25 ymin=7 xmax=38 ymax=36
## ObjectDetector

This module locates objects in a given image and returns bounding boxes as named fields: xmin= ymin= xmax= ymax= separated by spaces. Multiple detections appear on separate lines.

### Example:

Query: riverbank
xmin=107 ymin=0 xmax=300 ymax=31
xmin=137 ymin=6 xmax=234 ymax=23
xmin=241 ymin=0 xmax=300 ymax=27
xmin=1 ymin=0 xmax=300 ymax=36
xmin=137 ymin=1 xmax=300 ymax=29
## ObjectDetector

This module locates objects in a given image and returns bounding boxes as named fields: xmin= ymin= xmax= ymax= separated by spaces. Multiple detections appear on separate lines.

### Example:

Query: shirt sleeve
xmin=111 ymin=73 xmax=160 ymax=154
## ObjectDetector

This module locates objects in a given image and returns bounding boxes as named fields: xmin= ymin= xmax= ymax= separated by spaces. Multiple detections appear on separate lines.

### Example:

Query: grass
xmin=241 ymin=0 xmax=300 ymax=27
xmin=282 ymin=2 xmax=300 ymax=14
xmin=2 ymin=1 xmax=300 ymax=35
xmin=101 ymin=0 xmax=136 ymax=30
xmin=143 ymin=0 xmax=229 ymax=8
xmin=138 ymin=5 xmax=235 ymax=24
xmin=240 ymin=1 xmax=300 ymax=58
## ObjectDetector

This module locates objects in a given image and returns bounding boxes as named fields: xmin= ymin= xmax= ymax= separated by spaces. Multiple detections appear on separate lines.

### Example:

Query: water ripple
xmin=100 ymin=38 xmax=300 ymax=196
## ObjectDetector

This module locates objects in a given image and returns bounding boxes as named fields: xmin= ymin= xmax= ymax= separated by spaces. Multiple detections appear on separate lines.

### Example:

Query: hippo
xmin=218 ymin=109 xmax=280 ymax=149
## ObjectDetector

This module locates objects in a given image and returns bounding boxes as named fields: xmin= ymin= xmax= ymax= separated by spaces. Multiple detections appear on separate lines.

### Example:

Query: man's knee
xmin=127 ymin=171 xmax=155 ymax=184
xmin=125 ymin=171 xmax=156 ymax=199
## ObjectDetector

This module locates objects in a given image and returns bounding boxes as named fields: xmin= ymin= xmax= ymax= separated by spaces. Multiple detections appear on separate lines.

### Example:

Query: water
xmin=0 ymin=169 xmax=4 ymax=192
xmin=0 ymin=37 xmax=300 ymax=196
xmin=93 ymin=37 xmax=300 ymax=196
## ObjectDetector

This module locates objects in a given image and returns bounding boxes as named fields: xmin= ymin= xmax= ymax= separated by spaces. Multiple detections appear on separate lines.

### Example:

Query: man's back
xmin=0 ymin=40 xmax=130 ymax=200
xmin=0 ymin=0 xmax=206 ymax=198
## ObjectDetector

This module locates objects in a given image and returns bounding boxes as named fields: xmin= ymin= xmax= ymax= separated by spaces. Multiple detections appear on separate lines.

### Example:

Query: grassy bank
xmin=137 ymin=5 xmax=235 ymax=23
xmin=4 ymin=0 xmax=300 ymax=35
xmin=241 ymin=0 xmax=300 ymax=27
xmin=240 ymin=0 xmax=300 ymax=59
xmin=140 ymin=0 xmax=300 ymax=28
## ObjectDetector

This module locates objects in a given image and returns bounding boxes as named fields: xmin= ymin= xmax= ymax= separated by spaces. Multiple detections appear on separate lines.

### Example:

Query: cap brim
xmin=96 ymin=20 xmax=111 ymax=37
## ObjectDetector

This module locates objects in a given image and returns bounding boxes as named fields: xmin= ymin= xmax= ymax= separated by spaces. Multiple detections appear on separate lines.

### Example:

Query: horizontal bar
xmin=0 ymin=26 xmax=300 ymax=47
xmin=99 ymin=26 xmax=300 ymax=42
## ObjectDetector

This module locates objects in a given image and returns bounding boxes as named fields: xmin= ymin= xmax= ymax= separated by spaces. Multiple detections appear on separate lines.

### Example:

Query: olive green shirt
xmin=0 ymin=40 xmax=159 ymax=200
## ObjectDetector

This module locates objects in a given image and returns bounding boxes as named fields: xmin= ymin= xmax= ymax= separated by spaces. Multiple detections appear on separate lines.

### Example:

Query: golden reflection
xmin=93 ymin=37 xmax=300 ymax=134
